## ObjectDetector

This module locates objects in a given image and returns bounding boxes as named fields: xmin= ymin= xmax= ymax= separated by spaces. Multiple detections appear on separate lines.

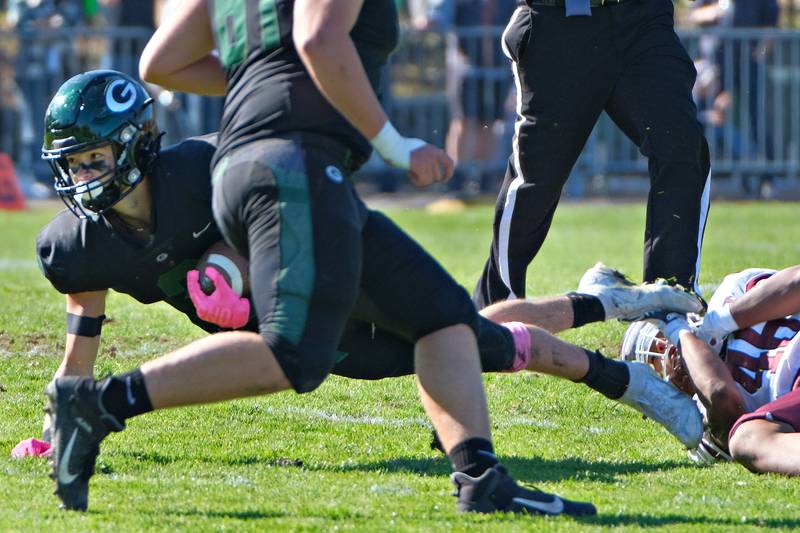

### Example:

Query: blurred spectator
xmin=99 ymin=0 xmax=155 ymax=76
xmin=415 ymin=0 xmax=517 ymax=193
xmin=688 ymin=0 xmax=780 ymax=196
xmin=688 ymin=1 xmax=738 ymax=154
xmin=729 ymin=0 xmax=780 ymax=196
xmin=8 ymin=0 xmax=87 ymax=180
xmin=141 ymin=0 xmax=203 ymax=146
xmin=0 ymin=49 xmax=23 ymax=163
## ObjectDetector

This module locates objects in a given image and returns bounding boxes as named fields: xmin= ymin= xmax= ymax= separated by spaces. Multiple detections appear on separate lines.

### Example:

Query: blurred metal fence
xmin=0 ymin=26 xmax=224 ymax=182
xmin=1 ymin=26 xmax=798 ymax=196
xmin=387 ymin=26 xmax=800 ymax=195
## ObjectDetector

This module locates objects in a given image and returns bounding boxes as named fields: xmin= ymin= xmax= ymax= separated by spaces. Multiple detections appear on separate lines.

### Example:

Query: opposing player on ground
xmin=624 ymin=265 xmax=800 ymax=475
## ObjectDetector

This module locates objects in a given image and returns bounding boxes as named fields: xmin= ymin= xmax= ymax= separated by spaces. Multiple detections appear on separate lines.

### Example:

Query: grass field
xmin=1 ymin=200 xmax=800 ymax=531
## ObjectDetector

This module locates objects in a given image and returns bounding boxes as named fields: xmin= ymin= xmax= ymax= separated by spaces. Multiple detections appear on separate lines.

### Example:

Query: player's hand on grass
xmin=187 ymin=268 xmax=250 ymax=329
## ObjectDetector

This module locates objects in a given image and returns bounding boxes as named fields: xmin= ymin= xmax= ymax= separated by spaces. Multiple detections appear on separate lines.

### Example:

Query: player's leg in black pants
xmin=604 ymin=0 xmax=711 ymax=292
xmin=473 ymin=6 xmax=617 ymax=309
xmin=213 ymin=135 xmax=364 ymax=393
xmin=332 ymin=313 xmax=516 ymax=380
xmin=346 ymin=208 xmax=519 ymax=374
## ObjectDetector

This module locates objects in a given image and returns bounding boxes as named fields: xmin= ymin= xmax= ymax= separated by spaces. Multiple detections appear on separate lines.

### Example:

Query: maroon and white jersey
xmin=708 ymin=268 xmax=800 ymax=412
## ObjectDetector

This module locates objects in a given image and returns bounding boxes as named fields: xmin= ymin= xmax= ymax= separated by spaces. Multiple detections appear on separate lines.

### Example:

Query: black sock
xmin=575 ymin=349 xmax=630 ymax=400
xmin=566 ymin=292 xmax=606 ymax=327
xmin=430 ymin=430 xmax=445 ymax=454
xmin=447 ymin=437 xmax=498 ymax=478
xmin=98 ymin=369 xmax=153 ymax=421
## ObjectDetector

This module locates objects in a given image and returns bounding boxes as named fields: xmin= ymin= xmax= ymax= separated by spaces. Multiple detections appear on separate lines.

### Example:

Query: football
xmin=196 ymin=240 xmax=250 ymax=297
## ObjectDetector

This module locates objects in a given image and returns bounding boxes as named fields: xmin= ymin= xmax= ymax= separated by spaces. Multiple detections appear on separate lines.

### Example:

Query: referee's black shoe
xmin=45 ymin=376 xmax=124 ymax=511
xmin=452 ymin=464 xmax=597 ymax=516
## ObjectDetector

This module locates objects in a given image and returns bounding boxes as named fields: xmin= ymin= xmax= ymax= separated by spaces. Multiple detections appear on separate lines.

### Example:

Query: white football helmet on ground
xmin=621 ymin=320 xmax=697 ymax=397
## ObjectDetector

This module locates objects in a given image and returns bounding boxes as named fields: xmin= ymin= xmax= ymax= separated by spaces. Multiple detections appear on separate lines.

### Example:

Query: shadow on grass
xmin=99 ymin=453 xmax=800 ymax=527
xmin=323 ymin=455 xmax=688 ymax=483
xmin=114 ymin=449 xmax=686 ymax=483
xmin=113 ymin=499 xmax=800 ymax=529
xmin=114 ymin=449 xmax=306 ymax=468
xmin=159 ymin=508 xmax=289 ymax=520
xmin=577 ymin=513 xmax=800 ymax=529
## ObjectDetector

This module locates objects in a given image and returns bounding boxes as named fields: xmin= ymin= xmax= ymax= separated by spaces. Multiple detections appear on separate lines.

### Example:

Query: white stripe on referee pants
xmin=693 ymin=167 xmax=711 ymax=295
xmin=497 ymin=6 xmax=528 ymax=299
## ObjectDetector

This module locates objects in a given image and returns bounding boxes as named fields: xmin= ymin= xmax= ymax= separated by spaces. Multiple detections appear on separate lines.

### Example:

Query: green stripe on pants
xmin=269 ymin=164 xmax=314 ymax=345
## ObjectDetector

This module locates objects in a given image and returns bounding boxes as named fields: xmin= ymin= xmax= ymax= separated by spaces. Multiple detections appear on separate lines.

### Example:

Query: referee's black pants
xmin=473 ymin=0 xmax=711 ymax=308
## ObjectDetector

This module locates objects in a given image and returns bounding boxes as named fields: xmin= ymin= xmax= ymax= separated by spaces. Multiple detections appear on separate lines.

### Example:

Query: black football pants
xmin=474 ymin=0 xmax=711 ymax=308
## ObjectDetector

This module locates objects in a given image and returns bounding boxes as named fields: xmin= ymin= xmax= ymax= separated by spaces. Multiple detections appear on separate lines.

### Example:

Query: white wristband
xmin=703 ymin=305 xmax=739 ymax=337
xmin=370 ymin=121 xmax=426 ymax=170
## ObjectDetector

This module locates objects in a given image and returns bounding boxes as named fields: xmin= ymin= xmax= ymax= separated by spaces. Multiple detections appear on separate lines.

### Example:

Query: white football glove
xmin=696 ymin=305 xmax=739 ymax=347
xmin=646 ymin=311 xmax=691 ymax=347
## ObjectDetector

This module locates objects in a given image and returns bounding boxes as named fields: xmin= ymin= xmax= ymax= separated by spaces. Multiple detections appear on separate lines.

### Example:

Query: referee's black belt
xmin=527 ymin=0 xmax=634 ymax=6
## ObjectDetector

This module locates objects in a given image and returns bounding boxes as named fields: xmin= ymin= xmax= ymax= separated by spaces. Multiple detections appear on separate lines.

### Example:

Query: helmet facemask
xmin=41 ymin=70 xmax=161 ymax=220
xmin=621 ymin=321 xmax=676 ymax=378
xmin=621 ymin=320 xmax=698 ymax=397
xmin=46 ymin=133 xmax=145 ymax=219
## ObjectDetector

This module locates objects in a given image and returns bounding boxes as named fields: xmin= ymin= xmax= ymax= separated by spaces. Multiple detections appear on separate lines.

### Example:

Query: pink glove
xmin=11 ymin=438 xmax=51 ymax=458
xmin=187 ymin=267 xmax=251 ymax=329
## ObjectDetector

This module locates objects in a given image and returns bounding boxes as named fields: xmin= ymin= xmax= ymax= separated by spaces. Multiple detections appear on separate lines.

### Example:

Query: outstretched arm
xmin=731 ymin=266 xmax=800 ymax=327
xmin=678 ymin=330 xmax=744 ymax=448
xmin=57 ymin=291 xmax=108 ymax=378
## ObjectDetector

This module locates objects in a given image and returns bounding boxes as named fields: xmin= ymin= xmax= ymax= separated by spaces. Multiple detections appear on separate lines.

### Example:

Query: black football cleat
xmin=452 ymin=464 xmax=597 ymax=517
xmin=45 ymin=377 xmax=124 ymax=511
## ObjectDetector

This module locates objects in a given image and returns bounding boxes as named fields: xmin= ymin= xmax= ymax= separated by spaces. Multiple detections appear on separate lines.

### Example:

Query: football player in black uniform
xmin=42 ymin=2 xmax=697 ymax=514
xmin=37 ymin=71 xmax=243 ymax=377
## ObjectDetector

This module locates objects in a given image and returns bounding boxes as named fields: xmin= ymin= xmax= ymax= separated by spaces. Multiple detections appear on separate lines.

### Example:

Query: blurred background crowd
xmin=0 ymin=0 xmax=799 ymax=200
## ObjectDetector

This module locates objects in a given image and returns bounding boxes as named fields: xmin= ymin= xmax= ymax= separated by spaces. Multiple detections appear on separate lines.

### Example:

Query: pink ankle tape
xmin=502 ymin=321 xmax=531 ymax=372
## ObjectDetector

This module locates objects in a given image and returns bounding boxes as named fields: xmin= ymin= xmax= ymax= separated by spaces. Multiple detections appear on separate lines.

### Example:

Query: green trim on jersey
xmin=259 ymin=0 xmax=280 ymax=53
xmin=212 ymin=0 xmax=280 ymax=69
xmin=157 ymin=259 xmax=197 ymax=298
xmin=213 ymin=0 xmax=247 ymax=68
xmin=269 ymin=164 xmax=314 ymax=345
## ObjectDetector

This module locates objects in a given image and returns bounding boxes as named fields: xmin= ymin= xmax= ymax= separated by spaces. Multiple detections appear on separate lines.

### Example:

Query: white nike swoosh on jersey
xmin=193 ymin=222 xmax=212 ymax=239
xmin=512 ymin=495 xmax=564 ymax=515
xmin=58 ymin=428 xmax=80 ymax=485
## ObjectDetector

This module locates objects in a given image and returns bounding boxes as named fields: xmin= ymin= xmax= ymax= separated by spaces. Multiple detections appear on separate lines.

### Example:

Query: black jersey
xmin=36 ymin=135 xmax=247 ymax=333
xmin=207 ymin=0 xmax=399 ymax=168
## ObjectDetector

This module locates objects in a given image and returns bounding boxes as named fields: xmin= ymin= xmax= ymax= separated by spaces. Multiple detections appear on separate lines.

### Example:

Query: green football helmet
xmin=42 ymin=70 xmax=161 ymax=219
